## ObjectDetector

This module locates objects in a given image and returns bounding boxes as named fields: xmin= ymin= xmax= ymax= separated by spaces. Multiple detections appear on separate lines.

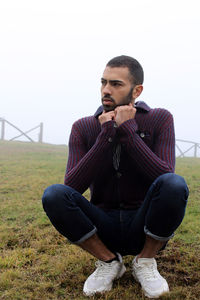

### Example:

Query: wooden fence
xmin=0 ymin=118 xmax=199 ymax=157
xmin=0 ymin=118 xmax=43 ymax=143
xmin=176 ymin=139 xmax=200 ymax=158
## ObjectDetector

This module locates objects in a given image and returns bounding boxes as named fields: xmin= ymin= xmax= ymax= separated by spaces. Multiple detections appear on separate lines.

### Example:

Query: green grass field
xmin=0 ymin=141 xmax=200 ymax=300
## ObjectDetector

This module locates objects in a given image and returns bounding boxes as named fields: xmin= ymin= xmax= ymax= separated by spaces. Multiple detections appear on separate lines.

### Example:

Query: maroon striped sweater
xmin=65 ymin=101 xmax=175 ymax=209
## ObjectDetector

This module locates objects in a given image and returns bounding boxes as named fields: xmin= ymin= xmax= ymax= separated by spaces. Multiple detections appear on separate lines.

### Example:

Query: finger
xmin=108 ymin=111 xmax=115 ymax=116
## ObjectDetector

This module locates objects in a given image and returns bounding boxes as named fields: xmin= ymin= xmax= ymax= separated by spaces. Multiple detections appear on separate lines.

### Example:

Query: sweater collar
xmin=94 ymin=101 xmax=151 ymax=118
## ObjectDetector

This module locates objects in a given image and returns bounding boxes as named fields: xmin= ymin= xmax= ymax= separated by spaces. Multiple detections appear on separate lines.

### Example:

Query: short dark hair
xmin=106 ymin=55 xmax=144 ymax=85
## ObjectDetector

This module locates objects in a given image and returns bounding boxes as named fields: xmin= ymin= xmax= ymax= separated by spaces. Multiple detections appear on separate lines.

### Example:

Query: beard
xmin=102 ymin=87 xmax=134 ymax=112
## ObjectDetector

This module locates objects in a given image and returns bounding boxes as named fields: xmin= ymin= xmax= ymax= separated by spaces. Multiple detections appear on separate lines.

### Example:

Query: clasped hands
xmin=98 ymin=103 xmax=136 ymax=127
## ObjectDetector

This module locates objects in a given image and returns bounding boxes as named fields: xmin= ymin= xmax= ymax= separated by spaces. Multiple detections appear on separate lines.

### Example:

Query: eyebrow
xmin=101 ymin=78 xmax=124 ymax=84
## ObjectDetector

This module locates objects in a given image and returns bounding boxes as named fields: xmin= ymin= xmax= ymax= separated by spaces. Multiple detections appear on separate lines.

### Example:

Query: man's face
xmin=101 ymin=66 xmax=135 ymax=112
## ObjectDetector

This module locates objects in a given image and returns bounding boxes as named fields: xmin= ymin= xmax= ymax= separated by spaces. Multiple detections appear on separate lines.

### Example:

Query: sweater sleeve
xmin=118 ymin=110 xmax=175 ymax=181
xmin=64 ymin=119 xmax=116 ymax=193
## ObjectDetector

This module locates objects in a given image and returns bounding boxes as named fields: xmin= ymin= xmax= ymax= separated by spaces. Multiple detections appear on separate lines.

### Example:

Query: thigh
xmin=123 ymin=173 xmax=189 ymax=254
xmin=43 ymin=184 xmax=121 ymax=252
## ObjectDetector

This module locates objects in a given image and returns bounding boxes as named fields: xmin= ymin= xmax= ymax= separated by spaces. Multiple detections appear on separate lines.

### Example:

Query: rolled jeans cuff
xmin=69 ymin=227 xmax=97 ymax=245
xmin=144 ymin=226 xmax=174 ymax=242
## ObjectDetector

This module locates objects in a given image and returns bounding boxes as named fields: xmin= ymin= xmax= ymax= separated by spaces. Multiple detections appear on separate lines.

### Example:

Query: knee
xmin=157 ymin=173 xmax=189 ymax=205
xmin=42 ymin=184 xmax=71 ymax=212
xmin=42 ymin=184 xmax=60 ymax=210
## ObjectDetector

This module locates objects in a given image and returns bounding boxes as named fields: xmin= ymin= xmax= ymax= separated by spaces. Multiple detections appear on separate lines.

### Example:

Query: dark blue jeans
xmin=42 ymin=173 xmax=189 ymax=256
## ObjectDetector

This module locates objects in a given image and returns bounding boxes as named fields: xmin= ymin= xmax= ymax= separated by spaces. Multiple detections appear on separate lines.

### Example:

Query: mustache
xmin=102 ymin=95 xmax=115 ymax=102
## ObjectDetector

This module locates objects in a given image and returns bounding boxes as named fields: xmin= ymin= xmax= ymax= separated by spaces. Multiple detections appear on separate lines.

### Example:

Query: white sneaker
xmin=83 ymin=253 xmax=126 ymax=296
xmin=132 ymin=257 xmax=169 ymax=298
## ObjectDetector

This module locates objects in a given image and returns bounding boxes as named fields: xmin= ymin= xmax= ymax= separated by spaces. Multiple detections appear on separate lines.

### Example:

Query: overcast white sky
xmin=0 ymin=0 xmax=200 ymax=146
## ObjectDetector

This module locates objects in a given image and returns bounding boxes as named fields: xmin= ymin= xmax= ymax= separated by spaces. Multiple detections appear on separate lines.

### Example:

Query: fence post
xmin=39 ymin=122 xmax=43 ymax=143
xmin=1 ymin=118 xmax=5 ymax=140
xmin=194 ymin=143 xmax=197 ymax=158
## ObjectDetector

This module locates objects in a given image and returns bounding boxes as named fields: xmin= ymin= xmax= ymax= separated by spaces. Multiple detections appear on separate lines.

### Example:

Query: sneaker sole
xmin=143 ymin=287 xmax=169 ymax=299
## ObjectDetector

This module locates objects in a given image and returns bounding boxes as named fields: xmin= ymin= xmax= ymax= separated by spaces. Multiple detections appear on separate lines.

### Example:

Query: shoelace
xmin=93 ymin=261 xmax=115 ymax=278
xmin=137 ymin=262 xmax=158 ymax=280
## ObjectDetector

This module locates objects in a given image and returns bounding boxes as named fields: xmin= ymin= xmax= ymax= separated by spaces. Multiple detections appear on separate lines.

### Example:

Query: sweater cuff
xmin=97 ymin=120 xmax=117 ymax=143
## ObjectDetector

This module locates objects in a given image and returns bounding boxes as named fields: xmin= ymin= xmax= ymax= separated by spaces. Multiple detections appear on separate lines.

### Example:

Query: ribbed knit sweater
xmin=64 ymin=101 xmax=175 ymax=210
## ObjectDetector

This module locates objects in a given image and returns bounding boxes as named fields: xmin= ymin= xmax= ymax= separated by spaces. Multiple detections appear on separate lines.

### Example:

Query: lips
xmin=103 ymin=99 xmax=113 ymax=104
xmin=102 ymin=97 xmax=114 ymax=104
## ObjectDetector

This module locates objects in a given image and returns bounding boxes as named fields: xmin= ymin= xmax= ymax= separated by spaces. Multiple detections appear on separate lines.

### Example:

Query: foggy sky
xmin=0 ymin=0 xmax=200 ymax=147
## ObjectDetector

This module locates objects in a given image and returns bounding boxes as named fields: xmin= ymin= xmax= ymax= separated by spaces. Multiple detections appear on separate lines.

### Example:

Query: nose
xmin=102 ymin=83 xmax=111 ymax=96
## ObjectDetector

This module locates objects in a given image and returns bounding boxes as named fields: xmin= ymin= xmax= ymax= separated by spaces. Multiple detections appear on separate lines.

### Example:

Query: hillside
xmin=0 ymin=141 xmax=199 ymax=300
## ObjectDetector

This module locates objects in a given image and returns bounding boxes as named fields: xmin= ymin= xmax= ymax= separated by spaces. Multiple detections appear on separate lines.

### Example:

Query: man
xmin=42 ymin=55 xmax=189 ymax=298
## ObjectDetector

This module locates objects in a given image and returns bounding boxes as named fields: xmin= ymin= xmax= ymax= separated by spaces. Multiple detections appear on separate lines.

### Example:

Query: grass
xmin=0 ymin=141 xmax=200 ymax=300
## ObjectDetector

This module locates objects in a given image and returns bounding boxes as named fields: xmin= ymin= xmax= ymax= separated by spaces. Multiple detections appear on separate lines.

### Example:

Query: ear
xmin=132 ymin=85 xmax=143 ymax=99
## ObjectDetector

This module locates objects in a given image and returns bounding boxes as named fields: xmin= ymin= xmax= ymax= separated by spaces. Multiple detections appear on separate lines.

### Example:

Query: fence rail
xmin=0 ymin=118 xmax=199 ymax=157
xmin=176 ymin=139 xmax=200 ymax=158
xmin=0 ymin=118 xmax=43 ymax=143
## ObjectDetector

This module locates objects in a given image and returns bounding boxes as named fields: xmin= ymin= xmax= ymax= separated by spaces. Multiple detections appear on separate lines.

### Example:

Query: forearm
xmin=118 ymin=119 xmax=175 ymax=180
xmin=65 ymin=120 xmax=116 ymax=193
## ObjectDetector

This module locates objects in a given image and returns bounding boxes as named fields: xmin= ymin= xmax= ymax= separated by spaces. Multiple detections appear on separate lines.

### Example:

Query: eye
xmin=111 ymin=82 xmax=121 ymax=87
xmin=101 ymin=80 xmax=106 ymax=86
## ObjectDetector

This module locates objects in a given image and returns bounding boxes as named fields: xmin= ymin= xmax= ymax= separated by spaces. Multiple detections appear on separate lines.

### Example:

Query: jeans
xmin=42 ymin=173 xmax=189 ymax=256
